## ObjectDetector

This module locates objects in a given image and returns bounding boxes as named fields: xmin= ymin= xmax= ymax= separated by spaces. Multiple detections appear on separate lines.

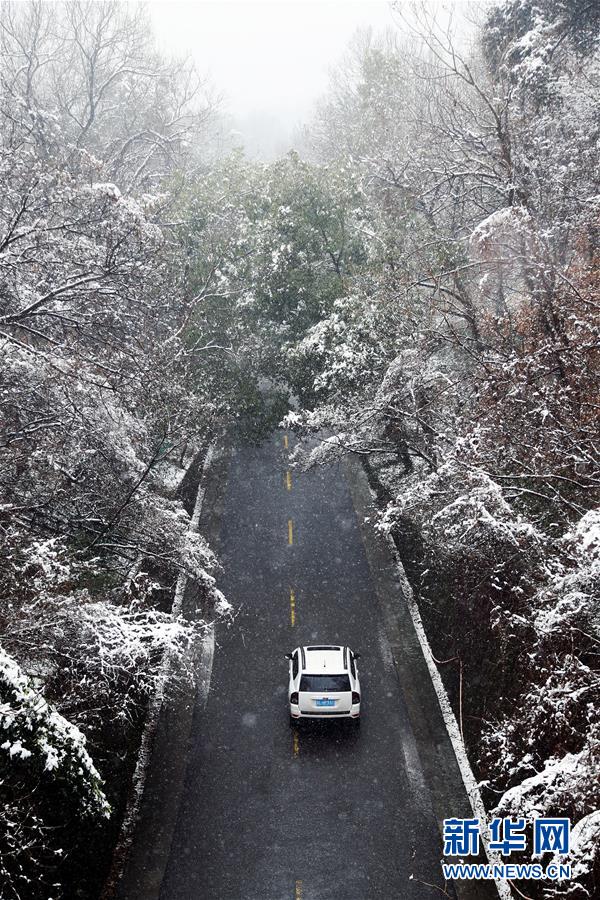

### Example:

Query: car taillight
xmin=352 ymin=692 xmax=360 ymax=704
xmin=290 ymin=692 xmax=299 ymax=705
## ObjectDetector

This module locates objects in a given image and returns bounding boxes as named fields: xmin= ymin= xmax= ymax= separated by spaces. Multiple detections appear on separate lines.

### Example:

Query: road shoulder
xmin=113 ymin=442 xmax=231 ymax=900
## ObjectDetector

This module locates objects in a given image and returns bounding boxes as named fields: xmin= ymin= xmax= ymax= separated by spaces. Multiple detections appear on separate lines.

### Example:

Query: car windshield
xmin=299 ymin=674 xmax=351 ymax=693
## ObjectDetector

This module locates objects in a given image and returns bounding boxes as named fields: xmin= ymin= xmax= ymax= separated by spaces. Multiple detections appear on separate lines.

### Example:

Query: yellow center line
xmin=288 ymin=519 xmax=293 ymax=545
xmin=294 ymin=879 xmax=302 ymax=899
xmin=290 ymin=588 xmax=296 ymax=626
xmin=283 ymin=433 xmax=289 ymax=450
xmin=293 ymin=731 xmax=299 ymax=759
xmin=286 ymin=470 xmax=292 ymax=491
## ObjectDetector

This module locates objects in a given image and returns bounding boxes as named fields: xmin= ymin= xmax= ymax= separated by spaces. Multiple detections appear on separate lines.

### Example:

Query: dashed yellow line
xmin=286 ymin=470 xmax=292 ymax=491
xmin=288 ymin=519 xmax=293 ymax=545
xmin=290 ymin=588 xmax=296 ymax=626
xmin=295 ymin=879 xmax=302 ymax=898
xmin=293 ymin=731 xmax=300 ymax=759
xmin=283 ymin=433 xmax=289 ymax=450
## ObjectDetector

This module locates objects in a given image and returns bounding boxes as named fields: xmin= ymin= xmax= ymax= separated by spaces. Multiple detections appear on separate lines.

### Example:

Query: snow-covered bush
xmin=0 ymin=645 xmax=109 ymax=898
xmin=10 ymin=597 xmax=198 ymax=724
xmin=569 ymin=811 xmax=600 ymax=896
xmin=493 ymin=730 xmax=600 ymax=898
xmin=480 ymin=506 xmax=599 ymax=793
xmin=494 ymin=730 xmax=599 ymax=825
xmin=1 ymin=528 xmax=213 ymax=721
xmin=380 ymin=460 xmax=546 ymax=591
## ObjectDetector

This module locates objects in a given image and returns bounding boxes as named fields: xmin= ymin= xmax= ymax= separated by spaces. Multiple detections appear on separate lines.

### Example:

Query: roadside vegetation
xmin=1 ymin=1 xmax=598 ymax=898
xmin=0 ymin=2 xmax=228 ymax=896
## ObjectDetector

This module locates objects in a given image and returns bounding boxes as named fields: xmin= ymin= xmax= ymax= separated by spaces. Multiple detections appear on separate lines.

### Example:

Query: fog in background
xmin=149 ymin=0 xmax=395 ymax=158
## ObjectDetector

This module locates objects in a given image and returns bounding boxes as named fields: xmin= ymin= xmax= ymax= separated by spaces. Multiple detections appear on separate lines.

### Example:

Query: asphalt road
xmin=158 ymin=431 xmax=464 ymax=900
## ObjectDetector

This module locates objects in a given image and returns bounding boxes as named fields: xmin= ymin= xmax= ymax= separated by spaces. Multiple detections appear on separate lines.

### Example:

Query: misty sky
xmin=149 ymin=1 xmax=396 ymax=157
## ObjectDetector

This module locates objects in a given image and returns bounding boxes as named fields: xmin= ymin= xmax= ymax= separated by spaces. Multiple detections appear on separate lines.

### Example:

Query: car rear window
xmin=299 ymin=674 xmax=351 ymax=693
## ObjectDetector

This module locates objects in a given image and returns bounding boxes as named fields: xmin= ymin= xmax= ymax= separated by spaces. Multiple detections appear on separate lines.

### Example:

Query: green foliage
xmin=173 ymin=151 xmax=369 ymax=409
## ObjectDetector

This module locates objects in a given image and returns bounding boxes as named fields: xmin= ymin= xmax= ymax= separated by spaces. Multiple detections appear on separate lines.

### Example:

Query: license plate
xmin=316 ymin=698 xmax=335 ymax=707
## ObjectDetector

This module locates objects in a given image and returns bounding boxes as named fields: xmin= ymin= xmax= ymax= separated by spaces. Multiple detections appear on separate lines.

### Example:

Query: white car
xmin=285 ymin=645 xmax=361 ymax=722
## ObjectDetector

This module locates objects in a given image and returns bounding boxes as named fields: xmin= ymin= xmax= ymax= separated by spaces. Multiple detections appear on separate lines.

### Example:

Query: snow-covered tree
xmin=0 ymin=3 xmax=227 ymax=896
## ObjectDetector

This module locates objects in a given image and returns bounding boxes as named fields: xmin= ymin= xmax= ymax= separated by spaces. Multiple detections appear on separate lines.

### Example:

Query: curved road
xmin=156 ymin=431 xmax=478 ymax=900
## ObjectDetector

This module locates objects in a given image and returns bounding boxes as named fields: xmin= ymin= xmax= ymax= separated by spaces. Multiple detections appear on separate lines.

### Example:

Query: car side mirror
xmin=353 ymin=652 xmax=361 ymax=660
xmin=284 ymin=653 xmax=292 ymax=660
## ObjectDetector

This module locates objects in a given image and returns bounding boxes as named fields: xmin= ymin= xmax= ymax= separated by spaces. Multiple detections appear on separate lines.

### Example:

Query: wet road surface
xmin=160 ymin=432 xmax=457 ymax=900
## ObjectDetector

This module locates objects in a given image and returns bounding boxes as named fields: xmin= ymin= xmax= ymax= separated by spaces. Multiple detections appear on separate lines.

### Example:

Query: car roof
xmin=300 ymin=645 xmax=347 ymax=674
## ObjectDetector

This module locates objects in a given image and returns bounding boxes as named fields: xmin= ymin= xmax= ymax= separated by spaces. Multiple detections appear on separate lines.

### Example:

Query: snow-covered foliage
xmin=493 ymin=732 xmax=600 ymax=897
xmin=494 ymin=732 xmax=599 ymax=825
xmin=0 ymin=646 xmax=107 ymax=807
xmin=0 ymin=3 xmax=225 ymax=896
xmin=569 ymin=811 xmax=600 ymax=891
xmin=0 ymin=645 xmax=109 ymax=895
xmin=3 ymin=587 xmax=199 ymax=727
xmin=380 ymin=461 xmax=544 ymax=563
